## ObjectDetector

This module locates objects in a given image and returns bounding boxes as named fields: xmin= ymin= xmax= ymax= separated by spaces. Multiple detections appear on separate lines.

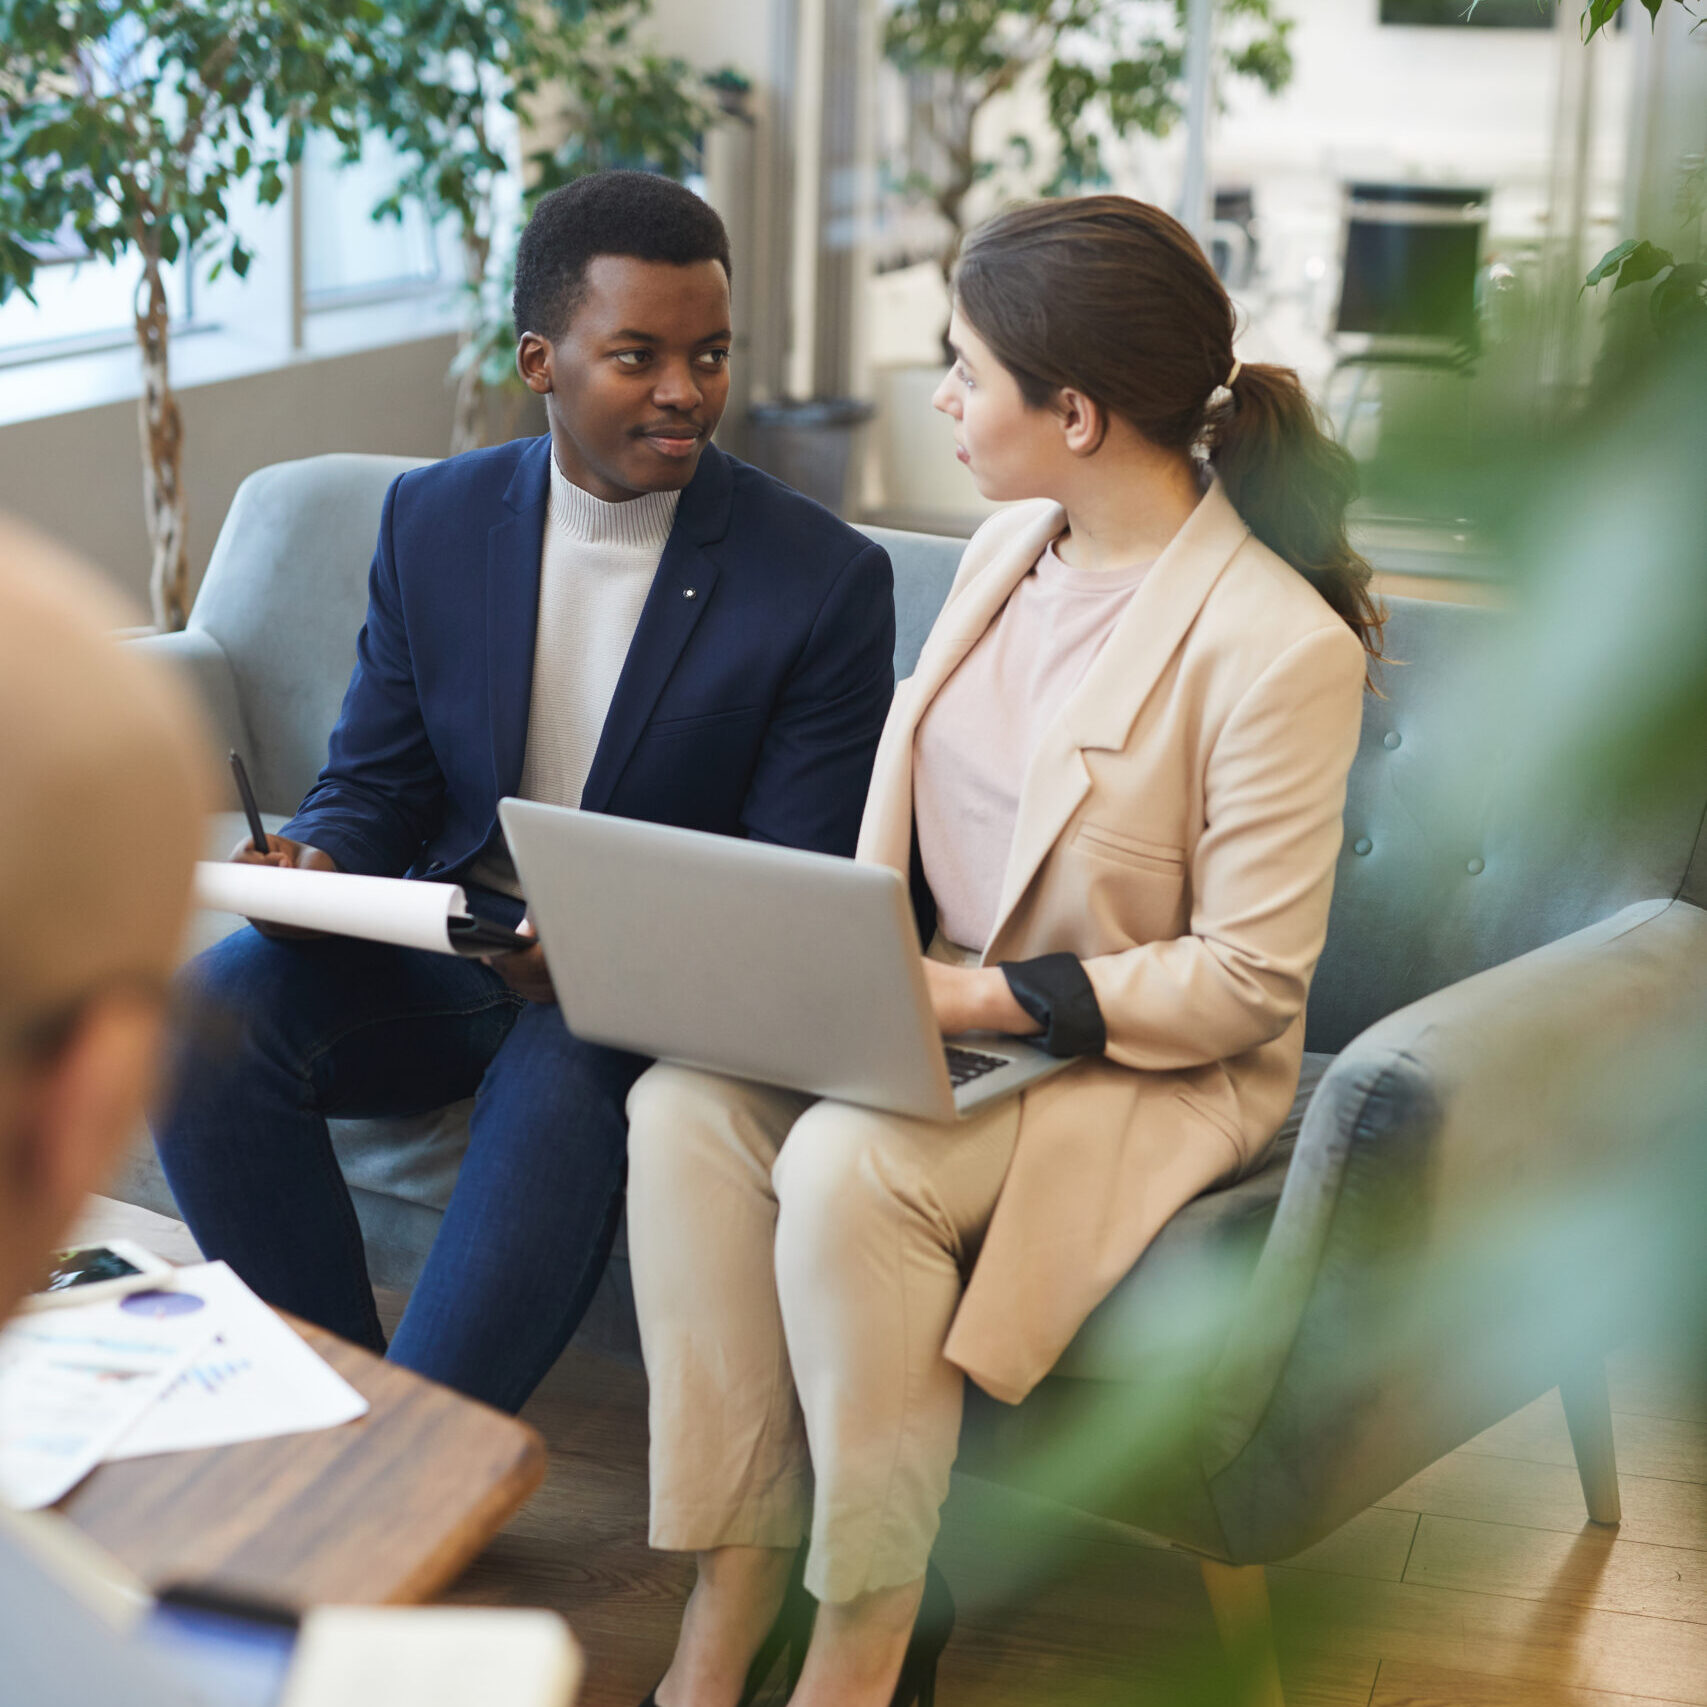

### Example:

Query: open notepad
xmin=193 ymin=863 xmax=531 ymax=957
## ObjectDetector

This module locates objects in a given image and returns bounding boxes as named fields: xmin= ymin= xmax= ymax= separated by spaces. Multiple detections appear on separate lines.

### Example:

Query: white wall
xmin=1214 ymin=0 xmax=1628 ymax=192
xmin=0 ymin=335 xmax=482 ymax=618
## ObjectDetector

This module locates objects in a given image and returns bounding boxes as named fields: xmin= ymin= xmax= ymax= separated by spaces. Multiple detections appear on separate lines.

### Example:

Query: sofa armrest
xmin=1197 ymin=896 xmax=1707 ymax=1555
xmin=127 ymin=628 xmax=252 ymax=766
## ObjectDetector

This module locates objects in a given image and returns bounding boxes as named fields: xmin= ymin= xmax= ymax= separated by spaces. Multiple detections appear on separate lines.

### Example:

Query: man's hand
xmin=228 ymin=832 xmax=339 ymax=938
xmin=920 ymin=957 xmax=1035 ymax=1038
xmin=229 ymin=830 xmax=338 ymax=873
xmin=486 ymin=917 xmax=555 ymax=1004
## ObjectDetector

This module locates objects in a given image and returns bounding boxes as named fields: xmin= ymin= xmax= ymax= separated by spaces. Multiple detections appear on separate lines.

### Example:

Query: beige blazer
xmin=857 ymin=480 xmax=1367 ymax=1403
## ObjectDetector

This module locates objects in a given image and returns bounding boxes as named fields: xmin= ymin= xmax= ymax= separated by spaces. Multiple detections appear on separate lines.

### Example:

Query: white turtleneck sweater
xmin=473 ymin=454 xmax=680 ymax=897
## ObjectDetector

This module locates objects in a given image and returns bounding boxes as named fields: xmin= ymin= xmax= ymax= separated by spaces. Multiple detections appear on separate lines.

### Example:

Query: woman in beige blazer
xmin=625 ymin=196 xmax=1385 ymax=1707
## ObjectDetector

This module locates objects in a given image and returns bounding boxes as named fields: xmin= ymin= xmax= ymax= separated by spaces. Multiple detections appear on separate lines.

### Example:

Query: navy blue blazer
xmin=282 ymin=436 xmax=895 ymax=885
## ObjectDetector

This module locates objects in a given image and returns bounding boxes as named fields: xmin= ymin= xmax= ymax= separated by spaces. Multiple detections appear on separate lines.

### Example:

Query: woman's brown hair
xmin=953 ymin=195 xmax=1385 ymax=664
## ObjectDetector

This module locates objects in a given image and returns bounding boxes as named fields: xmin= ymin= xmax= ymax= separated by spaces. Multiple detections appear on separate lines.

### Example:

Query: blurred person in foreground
xmin=0 ymin=520 xmax=212 ymax=1703
xmin=624 ymin=196 xmax=1385 ymax=1707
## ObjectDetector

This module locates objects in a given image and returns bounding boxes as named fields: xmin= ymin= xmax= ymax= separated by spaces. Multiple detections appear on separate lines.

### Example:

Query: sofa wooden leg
xmin=1561 ymin=1361 xmax=1622 ymax=1525
xmin=1199 ymin=1558 xmax=1286 ymax=1707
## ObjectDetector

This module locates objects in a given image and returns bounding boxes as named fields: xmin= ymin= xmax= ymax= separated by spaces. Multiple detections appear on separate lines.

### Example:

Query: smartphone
xmin=21 ymin=1238 xmax=175 ymax=1311
xmin=139 ymin=1585 xmax=298 ymax=1707
xmin=446 ymin=914 xmax=535 ymax=956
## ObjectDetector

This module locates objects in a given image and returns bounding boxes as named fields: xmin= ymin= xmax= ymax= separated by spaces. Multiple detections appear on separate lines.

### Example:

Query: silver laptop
xmin=499 ymin=799 xmax=1072 ymax=1122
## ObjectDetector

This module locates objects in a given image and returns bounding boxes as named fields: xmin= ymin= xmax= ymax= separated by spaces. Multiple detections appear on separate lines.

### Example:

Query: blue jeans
xmin=151 ymin=927 xmax=649 ymax=1413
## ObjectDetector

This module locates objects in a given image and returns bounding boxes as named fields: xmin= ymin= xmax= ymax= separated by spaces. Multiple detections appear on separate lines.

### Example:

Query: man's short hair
xmin=512 ymin=170 xmax=733 ymax=343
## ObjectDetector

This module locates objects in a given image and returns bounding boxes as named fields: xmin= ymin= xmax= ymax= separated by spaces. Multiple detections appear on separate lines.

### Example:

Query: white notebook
xmin=193 ymin=863 xmax=528 ymax=958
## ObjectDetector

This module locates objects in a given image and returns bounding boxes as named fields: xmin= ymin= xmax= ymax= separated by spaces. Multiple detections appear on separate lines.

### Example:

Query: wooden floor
xmin=426 ymin=1316 xmax=1707 ymax=1707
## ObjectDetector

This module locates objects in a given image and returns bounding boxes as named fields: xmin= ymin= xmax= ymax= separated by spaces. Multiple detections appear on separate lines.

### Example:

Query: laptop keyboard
xmin=944 ymin=1044 xmax=1012 ymax=1089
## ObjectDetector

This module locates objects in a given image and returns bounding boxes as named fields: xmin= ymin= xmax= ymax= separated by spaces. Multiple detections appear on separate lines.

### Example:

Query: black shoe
xmin=645 ymin=1548 xmax=814 ymax=1707
xmin=890 ymin=1563 xmax=955 ymax=1707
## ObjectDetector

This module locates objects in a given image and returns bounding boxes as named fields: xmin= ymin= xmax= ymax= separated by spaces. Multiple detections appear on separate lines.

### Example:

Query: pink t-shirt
xmin=913 ymin=538 xmax=1152 ymax=952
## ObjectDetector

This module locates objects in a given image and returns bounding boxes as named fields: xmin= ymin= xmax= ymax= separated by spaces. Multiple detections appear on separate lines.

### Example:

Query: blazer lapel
xmin=578 ymin=446 xmax=734 ymax=813
xmin=984 ymin=480 xmax=1252 ymax=955
xmin=486 ymin=437 xmax=553 ymax=799
xmin=857 ymin=502 xmax=1065 ymax=878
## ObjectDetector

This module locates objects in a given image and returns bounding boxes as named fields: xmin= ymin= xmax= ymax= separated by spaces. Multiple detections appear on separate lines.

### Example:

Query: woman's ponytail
xmin=955 ymin=196 xmax=1386 ymax=671
xmin=1209 ymin=364 xmax=1385 ymax=661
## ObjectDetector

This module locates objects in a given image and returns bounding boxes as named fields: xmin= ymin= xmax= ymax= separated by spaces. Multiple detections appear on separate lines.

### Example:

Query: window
xmin=299 ymin=131 xmax=456 ymax=310
xmin=0 ymin=241 xmax=193 ymax=368
xmin=0 ymin=126 xmax=472 ymax=375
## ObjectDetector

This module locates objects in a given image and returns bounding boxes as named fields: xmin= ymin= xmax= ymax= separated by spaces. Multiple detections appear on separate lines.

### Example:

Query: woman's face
xmin=932 ymin=309 xmax=1067 ymax=502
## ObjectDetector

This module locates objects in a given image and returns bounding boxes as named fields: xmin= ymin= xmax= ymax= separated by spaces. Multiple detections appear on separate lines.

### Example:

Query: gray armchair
xmin=125 ymin=454 xmax=1707 ymax=1702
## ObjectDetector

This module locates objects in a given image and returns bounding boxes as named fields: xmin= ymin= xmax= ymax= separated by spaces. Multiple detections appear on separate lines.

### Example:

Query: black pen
xmin=229 ymin=750 xmax=271 ymax=856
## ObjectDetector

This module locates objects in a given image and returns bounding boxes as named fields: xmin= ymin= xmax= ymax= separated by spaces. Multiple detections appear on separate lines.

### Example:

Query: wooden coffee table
xmin=53 ymin=1196 xmax=546 ymax=1609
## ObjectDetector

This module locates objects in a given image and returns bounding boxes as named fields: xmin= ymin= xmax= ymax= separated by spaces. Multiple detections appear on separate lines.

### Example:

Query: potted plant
xmin=0 ymin=0 xmax=370 ymax=629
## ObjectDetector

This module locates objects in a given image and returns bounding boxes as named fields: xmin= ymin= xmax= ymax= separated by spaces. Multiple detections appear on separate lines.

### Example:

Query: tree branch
xmin=176 ymin=34 xmax=243 ymax=167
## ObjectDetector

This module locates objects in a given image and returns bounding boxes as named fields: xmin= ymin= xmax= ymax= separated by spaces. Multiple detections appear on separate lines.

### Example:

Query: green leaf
xmin=1585 ymin=238 xmax=1639 ymax=288
xmin=1583 ymin=0 xmax=1625 ymax=39
xmin=1650 ymin=261 xmax=1706 ymax=331
xmin=1611 ymin=240 xmax=1674 ymax=292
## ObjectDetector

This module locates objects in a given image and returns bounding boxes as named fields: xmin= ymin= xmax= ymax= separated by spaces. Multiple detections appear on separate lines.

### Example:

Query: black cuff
xmin=999 ymin=953 xmax=1107 ymax=1058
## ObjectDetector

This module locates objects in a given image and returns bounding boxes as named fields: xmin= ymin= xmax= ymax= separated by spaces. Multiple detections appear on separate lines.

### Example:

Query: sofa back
xmin=1305 ymin=596 xmax=1705 ymax=1049
xmin=187 ymin=453 xmax=433 ymax=818
xmin=188 ymin=453 xmax=1706 ymax=1053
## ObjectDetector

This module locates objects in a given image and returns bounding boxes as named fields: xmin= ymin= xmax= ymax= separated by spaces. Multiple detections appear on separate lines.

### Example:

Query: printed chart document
xmin=107 ymin=1262 xmax=368 ymax=1461
xmin=194 ymin=863 xmax=479 ymax=955
xmin=0 ymin=1261 xmax=370 ymax=1505
xmin=0 ymin=1286 xmax=215 ymax=1508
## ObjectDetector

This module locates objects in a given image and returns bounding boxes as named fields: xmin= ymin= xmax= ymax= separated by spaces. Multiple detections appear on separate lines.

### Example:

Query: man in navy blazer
xmin=285 ymin=422 xmax=888 ymax=882
xmin=152 ymin=172 xmax=894 ymax=1412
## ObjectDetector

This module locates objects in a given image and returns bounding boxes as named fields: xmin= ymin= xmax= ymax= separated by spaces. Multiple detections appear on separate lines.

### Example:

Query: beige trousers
xmin=625 ymin=1059 xmax=1023 ymax=1603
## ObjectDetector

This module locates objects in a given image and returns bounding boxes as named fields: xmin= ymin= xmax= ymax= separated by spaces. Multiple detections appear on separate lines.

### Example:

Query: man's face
xmin=518 ymin=255 xmax=732 ymax=503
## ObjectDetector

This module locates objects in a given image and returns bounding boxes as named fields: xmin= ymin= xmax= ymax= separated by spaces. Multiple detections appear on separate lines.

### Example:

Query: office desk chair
xmin=1325 ymin=181 xmax=1489 ymax=445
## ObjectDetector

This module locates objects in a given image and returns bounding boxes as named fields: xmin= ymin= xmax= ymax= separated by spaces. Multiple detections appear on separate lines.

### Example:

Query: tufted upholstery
xmin=125 ymin=452 xmax=1707 ymax=1567
xmin=1308 ymin=599 xmax=1706 ymax=1051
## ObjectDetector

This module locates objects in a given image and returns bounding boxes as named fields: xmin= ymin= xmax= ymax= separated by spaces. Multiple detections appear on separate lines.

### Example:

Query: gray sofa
xmin=124 ymin=453 xmax=1707 ymax=1697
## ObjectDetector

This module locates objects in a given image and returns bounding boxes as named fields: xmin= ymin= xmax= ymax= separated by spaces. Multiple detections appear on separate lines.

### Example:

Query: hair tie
xmin=1194 ymin=359 xmax=1243 ymax=462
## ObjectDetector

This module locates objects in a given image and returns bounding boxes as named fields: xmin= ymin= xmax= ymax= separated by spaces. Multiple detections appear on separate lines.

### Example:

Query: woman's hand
xmin=920 ymin=958 xmax=1037 ymax=1038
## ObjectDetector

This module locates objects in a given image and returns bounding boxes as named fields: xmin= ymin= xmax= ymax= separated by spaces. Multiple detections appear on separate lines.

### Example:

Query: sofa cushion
xmin=1047 ymin=1052 xmax=1332 ymax=1384
xmin=332 ymin=1101 xmax=473 ymax=1210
